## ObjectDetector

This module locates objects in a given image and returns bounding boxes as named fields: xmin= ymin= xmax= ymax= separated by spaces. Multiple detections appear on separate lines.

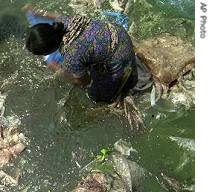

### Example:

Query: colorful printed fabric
xmin=60 ymin=15 xmax=137 ymax=102
xmin=25 ymin=11 xmax=135 ymax=79
xmin=58 ymin=15 xmax=136 ymax=78
xmin=26 ymin=11 xmax=138 ymax=102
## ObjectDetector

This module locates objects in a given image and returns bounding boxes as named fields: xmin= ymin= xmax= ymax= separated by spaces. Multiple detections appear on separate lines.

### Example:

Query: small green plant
xmin=96 ymin=148 xmax=111 ymax=161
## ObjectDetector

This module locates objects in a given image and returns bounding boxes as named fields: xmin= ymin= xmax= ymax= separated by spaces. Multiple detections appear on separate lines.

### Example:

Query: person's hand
xmin=22 ymin=3 xmax=60 ymax=19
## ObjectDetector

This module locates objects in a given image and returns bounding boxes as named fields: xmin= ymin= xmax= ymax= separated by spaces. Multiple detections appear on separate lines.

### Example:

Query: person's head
xmin=26 ymin=22 xmax=65 ymax=55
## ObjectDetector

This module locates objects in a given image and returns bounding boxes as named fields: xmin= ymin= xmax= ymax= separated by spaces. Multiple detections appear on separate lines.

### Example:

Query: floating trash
xmin=0 ymin=91 xmax=26 ymax=188
xmin=169 ymin=136 xmax=195 ymax=152
xmin=134 ymin=33 xmax=195 ymax=107
xmin=74 ymin=139 xmax=146 ymax=192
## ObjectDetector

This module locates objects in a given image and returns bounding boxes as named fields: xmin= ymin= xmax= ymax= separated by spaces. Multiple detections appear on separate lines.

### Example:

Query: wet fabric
xmin=57 ymin=15 xmax=139 ymax=102
xmin=88 ymin=59 xmax=138 ymax=103
xmin=57 ymin=15 xmax=135 ymax=78
xmin=100 ymin=11 xmax=153 ymax=95
xmin=130 ymin=56 xmax=153 ymax=95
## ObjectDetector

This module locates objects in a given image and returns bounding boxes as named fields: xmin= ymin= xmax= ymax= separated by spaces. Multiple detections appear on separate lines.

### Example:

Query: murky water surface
xmin=0 ymin=0 xmax=194 ymax=191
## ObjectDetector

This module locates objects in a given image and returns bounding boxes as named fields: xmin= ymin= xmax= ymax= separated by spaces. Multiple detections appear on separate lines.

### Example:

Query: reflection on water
xmin=0 ymin=0 xmax=194 ymax=191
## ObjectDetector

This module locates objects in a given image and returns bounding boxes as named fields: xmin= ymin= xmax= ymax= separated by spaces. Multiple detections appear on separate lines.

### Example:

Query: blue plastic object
xmin=43 ymin=50 xmax=64 ymax=65
xmin=26 ymin=10 xmax=54 ymax=26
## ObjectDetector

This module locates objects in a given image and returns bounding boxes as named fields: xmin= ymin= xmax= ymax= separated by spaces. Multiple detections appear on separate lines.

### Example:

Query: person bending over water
xmin=23 ymin=4 xmax=151 ymax=104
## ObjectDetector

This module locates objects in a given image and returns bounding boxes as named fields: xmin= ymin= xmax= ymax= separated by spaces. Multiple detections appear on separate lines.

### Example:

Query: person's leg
xmin=121 ymin=63 xmax=138 ymax=98
xmin=129 ymin=55 xmax=153 ymax=95
xmin=88 ymin=69 xmax=122 ymax=103
xmin=88 ymin=58 xmax=141 ymax=103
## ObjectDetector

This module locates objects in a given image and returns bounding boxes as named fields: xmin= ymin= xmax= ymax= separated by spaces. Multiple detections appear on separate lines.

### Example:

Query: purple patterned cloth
xmin=26 ymin=12 xmax=138 ymax=103
xmin=58 ymin=16 xmax=138 ymax=103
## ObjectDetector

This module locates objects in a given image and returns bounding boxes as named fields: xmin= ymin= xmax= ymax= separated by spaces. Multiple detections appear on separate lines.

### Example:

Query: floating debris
xmin=0 ymin=93 xmax=26 ymax=168
xmin=68 ymin=0 xmax=105 ymax=15
xmin=0 ymin=91 xmax=26 ymax=188
xmin=134 ymin=33 xmax=195 ymax=107
xmin=74 ymin=139 xmax=146 ymax=192
xmin=74 ymin=172 xmax=109 ymax=192
xmin=114 ymin=138 xmax=137 ymax=156
xmin=0 ymin=170 xmax=20 ymax=187
xmin=169 ymin=136 xmax=195 ymax=152
xmin=107 ymin=95 xmax=145 ymax=132
xmin=109 ymin=0 xmax=135 ymax=13
xmin=160 ymin=172 xmax=182 ymax=192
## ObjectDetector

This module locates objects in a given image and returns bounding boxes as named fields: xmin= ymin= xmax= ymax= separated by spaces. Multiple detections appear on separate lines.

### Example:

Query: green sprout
xmin=96 ymin=148 xmax=111 ymax=161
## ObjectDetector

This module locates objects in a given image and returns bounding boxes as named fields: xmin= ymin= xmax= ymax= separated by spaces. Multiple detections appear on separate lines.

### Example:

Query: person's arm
xmin=48 ymin=61 xmax=91 ymax=87
xmin=22 ymin=3 xmax=60 ymax=20
xmin=23 ymin=4 xmax=57 ymax=26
